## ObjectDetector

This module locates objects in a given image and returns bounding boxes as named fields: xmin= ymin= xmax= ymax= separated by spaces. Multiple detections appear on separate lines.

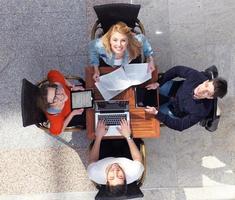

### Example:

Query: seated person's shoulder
xmin=118 ymin=158 xmax=144 ymax=184
xmin=47 ymin=115 xmax=64 ymax=135
xmin=117 ymin=158 xmax=144 ymax=171
xmin=88 ymin=157 xmax=114 ymax=168
xmin=134 ymin=33 xmax=145 ymax=40
xmin=90 ymin=38 xmax=103 ymax=47
xmin=88 ymin=157 xmax=143 ymax=172
xmin=47 ymin=70 xmax=65 ymax=83
xmin=48 ymin=70 xmax=64 ymax=78
xmin=87 ymin=157 xmax=116 ymax=184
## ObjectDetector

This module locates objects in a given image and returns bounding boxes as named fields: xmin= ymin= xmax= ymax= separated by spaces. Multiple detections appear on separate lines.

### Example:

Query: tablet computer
xmin=71 ymin=89 xmax=93 ymax=109
xmin=135 ymin=87 xmax=159 ymax=108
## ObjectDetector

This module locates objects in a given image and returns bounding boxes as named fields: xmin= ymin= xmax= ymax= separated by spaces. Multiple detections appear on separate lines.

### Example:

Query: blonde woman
xmin=89 ymin=21 xmax=155 ymax=81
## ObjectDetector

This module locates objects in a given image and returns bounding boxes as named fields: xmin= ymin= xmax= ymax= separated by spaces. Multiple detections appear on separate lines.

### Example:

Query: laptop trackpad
xmin=105 ymin=126 xmax=122 ymax=136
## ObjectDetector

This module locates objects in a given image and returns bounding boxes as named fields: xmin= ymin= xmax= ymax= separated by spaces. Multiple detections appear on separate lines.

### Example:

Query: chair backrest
xmin=91 ymin=3 xmax=145 ymax=39
xmin=203 ymin=65 xmax=218 ymax=80
xmin=93 ymin=139 xmax=145 ymax=200
xmin=94 ymin=3 xmax=140 ymax=33
xmin=95 ymin=182 xmax=143 ymax=200
xmin=200 ymin=65 xmax=220 ymax=131
xmin=21 ymin=79 xmax=47 ymax=127
xmin=199 ymin=98 xmax=220 ymax=132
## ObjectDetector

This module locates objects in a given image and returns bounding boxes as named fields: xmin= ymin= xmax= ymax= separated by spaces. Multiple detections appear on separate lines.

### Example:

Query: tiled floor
xmin=0 ymin=0 xmax=235 ymax=199
xmin=1 ymin=98 xmax=235 ymax=200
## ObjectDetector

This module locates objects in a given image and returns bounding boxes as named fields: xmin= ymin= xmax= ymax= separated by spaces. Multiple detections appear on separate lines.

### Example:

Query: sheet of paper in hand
xmin=95 ymin=63 xmax=151 ymax=100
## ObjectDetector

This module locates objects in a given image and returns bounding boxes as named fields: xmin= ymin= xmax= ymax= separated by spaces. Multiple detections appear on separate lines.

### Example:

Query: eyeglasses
xmin=48 ymin=84 xmax=63 ymax=105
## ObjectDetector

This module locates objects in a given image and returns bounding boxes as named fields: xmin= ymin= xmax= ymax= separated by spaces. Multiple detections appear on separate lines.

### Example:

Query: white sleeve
xmin=87 ymin=158 xmax=115 ymax=185
xmin=87 ymin=163 xmax=97 ymax=181
xmin=87 ymin=162 xmax=107 ymax=185
xmin=120 ymin=159 xmax=144 ymax=184
xmin=131 ymin=160 xmax=145 ymax=180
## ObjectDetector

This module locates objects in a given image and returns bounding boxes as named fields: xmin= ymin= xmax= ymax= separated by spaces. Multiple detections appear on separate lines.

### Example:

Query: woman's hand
xmin=117 ymin=119 xmax=131 ymax=138
xmin=93 ymin=67 xmax=100 ymax=82
xmin=145 ymin=82 xmax=160 ymax=90
xmin=144 ymin=106 xmax=158 ymax=115
xmin=71 ymin=85 xmax=85 ymax=91
xmin=95 ymin=120 xmax=107 ymax=139
xmin=71 ymin=108 xmax=84 ymax=116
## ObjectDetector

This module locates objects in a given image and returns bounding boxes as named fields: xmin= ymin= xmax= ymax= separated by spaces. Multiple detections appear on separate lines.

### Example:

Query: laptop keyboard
xmin=98 ymin=114 xmax=127 ymax=126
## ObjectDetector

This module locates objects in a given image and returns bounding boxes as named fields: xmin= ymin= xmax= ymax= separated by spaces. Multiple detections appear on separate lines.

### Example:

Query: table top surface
xmin=85 ymin=66 xmax=160 ymax=139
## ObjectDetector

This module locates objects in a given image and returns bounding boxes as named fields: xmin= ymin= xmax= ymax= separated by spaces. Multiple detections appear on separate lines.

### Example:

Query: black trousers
xmin=68 ymin=112 xmax=86 ymax=128
xmin=98 ymin=139 xmax=142 ymax=160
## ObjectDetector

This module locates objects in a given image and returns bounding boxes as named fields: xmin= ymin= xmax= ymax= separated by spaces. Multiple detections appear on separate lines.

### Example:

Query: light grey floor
xmin=0 ymin=0 xmax=235 ymax=200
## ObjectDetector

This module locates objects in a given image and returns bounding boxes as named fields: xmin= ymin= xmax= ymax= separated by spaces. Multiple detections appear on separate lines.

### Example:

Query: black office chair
xmin=21 ymin=78 xmax=47 ymax=128
xmin=158 ymin=65 xmax=221 ymax=132
xmin=91 ymin=3 xmax=145 ymax=40
xmin=199 ymin=97 xmax=220 ymax=132
xmin=21 ymin=76 xmax=86 ymax=132
xmin=90 ymin=139 xmax=146 ymax=200
xmin=195 ymin=65 xmax=220 ymax=131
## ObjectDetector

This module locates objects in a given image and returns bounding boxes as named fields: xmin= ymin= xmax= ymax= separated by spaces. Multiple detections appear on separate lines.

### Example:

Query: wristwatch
xmin=126 ymin=135 xmax=132 ymax=140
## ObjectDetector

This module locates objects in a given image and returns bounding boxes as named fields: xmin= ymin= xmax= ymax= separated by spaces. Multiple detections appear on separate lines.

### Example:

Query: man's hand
xmin=145 ymin=106 xmax=158 ymax=115
xmin=71 ymin=108 xmax=84 ymax=116
xmin=145 ymin=82 xmax=160 ymax=90
xmin=95 ymin=120 xmax=107 ymax=139
xmin=117 ymin=119 xmax=131 ymax=138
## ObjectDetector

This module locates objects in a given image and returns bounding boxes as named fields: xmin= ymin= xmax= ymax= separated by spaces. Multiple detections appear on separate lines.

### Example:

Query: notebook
xmin=70 ymin=90 xmax=93 ymax=110
xmin=94 ymin=100 xmax=130 ymax=136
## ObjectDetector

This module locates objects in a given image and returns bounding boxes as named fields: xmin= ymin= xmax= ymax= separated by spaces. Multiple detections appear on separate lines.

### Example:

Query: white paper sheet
xmin=99 ymin=67 xmax=131 ymax=91
xmin=95 ymin=82 xmax=122 ymax=100
xmin=96 ymin=63 xmax=151 ymax=100
xmin=123 ymin=63 xmax=151 ymax=85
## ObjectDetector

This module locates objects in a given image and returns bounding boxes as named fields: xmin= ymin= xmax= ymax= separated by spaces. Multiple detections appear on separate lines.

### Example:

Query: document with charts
xmin=95 ymin=63 xmax=151 ymax=100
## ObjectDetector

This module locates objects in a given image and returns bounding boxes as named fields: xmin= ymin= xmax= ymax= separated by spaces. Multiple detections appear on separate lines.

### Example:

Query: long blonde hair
xmin=101 ymin=21 xmax=141 ymax=60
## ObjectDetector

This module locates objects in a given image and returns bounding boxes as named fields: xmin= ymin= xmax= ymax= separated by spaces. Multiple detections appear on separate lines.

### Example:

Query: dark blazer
xmin=156 ymin=66 xmax=213 ymax=131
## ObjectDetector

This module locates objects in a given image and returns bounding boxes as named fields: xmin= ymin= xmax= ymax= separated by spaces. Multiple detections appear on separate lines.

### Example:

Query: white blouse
xmin=87 ymin=157 xmax=144 ymax=184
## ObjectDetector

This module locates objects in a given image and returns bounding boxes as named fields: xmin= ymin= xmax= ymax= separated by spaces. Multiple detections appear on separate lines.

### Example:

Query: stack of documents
xmin=95 ymin=63 xmax=151 ymax=100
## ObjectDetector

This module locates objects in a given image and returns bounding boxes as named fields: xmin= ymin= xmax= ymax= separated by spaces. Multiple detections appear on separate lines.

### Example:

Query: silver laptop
xmin=94 ymin=100 xmax=130 ymax=136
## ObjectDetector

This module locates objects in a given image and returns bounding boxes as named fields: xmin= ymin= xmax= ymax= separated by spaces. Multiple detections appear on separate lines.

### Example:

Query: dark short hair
xmin=37 ymin=83 xmax=57 ymax=112
xmin=212 ymin=77 xmax=228 ymax=98
xmin=106 ymin=179 xmax=127 ymax=197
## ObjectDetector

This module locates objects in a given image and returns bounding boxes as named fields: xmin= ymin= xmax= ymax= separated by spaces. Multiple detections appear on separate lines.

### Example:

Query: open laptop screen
xmin=94 ymin=100 xmax=130 ymax=136
xmin=95 ymin=100 xmax=129 ymax=112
